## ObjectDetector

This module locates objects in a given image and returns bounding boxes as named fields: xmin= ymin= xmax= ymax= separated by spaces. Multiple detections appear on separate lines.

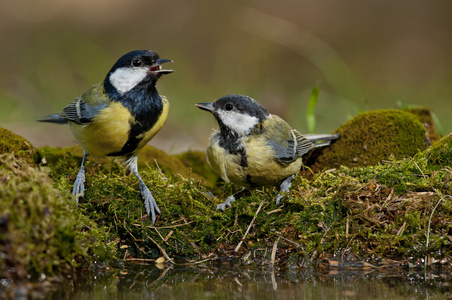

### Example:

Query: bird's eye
xmin=132 ymin=59 xmax=143 ymax=67
xmin=225 ymin=103 xmax=233 ymax=111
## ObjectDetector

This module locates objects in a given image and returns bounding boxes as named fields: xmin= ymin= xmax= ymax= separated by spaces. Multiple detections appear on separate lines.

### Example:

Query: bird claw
xmin=275 ymin=175 xmax=295 ymax=205
xmin=127 ymin=156 xmax=161 ymax=225
xmin=72 ymin=167 xmax=86 ymax=203
xmin=141 ymin=185 xmax=161 ymax=224
xmin=216 ymin=195 xmax=236 ymax=211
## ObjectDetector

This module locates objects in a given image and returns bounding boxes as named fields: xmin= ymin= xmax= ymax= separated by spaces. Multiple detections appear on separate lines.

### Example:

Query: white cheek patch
xmin=109 ymin=66 xmax=148 ymax=94
xmin=217 ymin=110 xmax=259 ymax=136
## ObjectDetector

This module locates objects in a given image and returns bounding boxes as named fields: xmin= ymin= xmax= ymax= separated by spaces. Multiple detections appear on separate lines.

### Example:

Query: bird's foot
xmin=127 ymin=156 xmax=161 ymax=225
xmin=141 ymin=185 xmax=161 ymax=225
xmin=216 ymin=195 xmax=236 ymax=211
xmin=275 ymin=193 xmax=284 ymax=206
xmin=275 ymin=175 xmax=295 ymax=205
xmin=72 ymin=167 xmax=85 ymax=203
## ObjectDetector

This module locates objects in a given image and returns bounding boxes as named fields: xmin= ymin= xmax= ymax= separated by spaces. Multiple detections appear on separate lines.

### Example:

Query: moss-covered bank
xmin=34 ymin=133 xmax=451 ymax=268
xmin=0 ymin=153 xmax=116 ymax=298
xmin=0 ymin=109 xmax=450 ymax=297
xmin=310 ymin=109 xmax=428 ymax=172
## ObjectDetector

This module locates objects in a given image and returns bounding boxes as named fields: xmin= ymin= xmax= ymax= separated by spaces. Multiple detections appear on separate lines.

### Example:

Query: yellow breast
xmin=242 ymin=135 xmax=302 ymax=186
xmin=206 ymin=134 xmax=302 ymax=188
xmin=68 ymin=102 xmax=131 ymax=157
xmin=68 ymin=97 xmax=169 ymax=158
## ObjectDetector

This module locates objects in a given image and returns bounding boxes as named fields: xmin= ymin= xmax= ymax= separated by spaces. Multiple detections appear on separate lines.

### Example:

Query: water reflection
xmin=50 ymin=261 xmax=451 ymax=299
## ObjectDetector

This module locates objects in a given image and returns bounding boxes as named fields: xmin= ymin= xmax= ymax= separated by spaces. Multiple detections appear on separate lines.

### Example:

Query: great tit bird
xmin=37 ymin=50 xmax=173 ymax=224
xmin=196 ymin=94 xmax=338 ymax=211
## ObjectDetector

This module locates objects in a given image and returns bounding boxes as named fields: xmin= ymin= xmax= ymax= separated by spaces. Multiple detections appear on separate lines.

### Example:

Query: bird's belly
xmin=69 ymin=103 xmax=131 ymax=157
xmin=244 ymin=154 xmax=302 ymax=187
xmin=207 ymin=141 xmax=302 ymax=188
xmin=244 ymin=138 xmax=302 ymax=186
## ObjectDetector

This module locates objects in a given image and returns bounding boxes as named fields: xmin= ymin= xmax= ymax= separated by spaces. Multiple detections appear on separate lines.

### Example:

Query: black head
xmin=213 ymin=94 xmax=269 ymax=119
xmin=105 ymin=50 xmax=173 ymax=96
xmin=196 ymin=94 xmax=269 ymax=136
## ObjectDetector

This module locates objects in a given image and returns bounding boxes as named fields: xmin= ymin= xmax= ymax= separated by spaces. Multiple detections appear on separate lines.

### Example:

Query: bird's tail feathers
xmin=36 ymin=114 xmax=68 ymax=124
xmin=304 ymin=133 xmax=339 ymax=147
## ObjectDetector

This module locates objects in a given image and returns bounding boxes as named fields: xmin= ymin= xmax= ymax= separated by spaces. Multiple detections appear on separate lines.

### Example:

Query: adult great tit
xmin=37 ymin=50 xmax=173 ymax=224
xmin=196 ymin=94 xmax=338 ymax=211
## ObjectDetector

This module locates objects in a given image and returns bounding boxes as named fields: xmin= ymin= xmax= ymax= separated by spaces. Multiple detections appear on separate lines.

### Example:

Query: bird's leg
xmin=275 ymin=175 xmax=295 ymax=205
xmin=72 ymin=150 xmax=88 ymax=203
xmin=126 ymin=156 xmax=160 ymax=224
xmin=216 ymin=187 xmax=247 ymax=211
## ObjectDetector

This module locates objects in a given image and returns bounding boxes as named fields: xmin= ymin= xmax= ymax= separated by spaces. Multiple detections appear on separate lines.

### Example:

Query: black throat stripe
xmin=107 ymin=83 xmax=164 ymax=157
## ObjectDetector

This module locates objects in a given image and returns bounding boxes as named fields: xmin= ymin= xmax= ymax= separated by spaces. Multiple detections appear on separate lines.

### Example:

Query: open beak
xmin=195 ymin=102 xmax=214 ymax=112
xmin=148 ymin=59 xmax=174 ymax=75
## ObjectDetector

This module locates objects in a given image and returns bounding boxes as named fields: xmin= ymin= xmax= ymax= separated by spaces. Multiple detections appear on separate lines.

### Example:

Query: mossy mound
xmin=0 ymin=153 xmax=116 ymax=298
xmin=37 ymin=145 xmax=221 ymax=258
xmin=0 ymin=128 xmax=38 ymax=164
xmin=424 ymin=133 xmax=452 ymax=168
xmin=138 ymin=146 xmax=217 ymax=187
xmin=1 ymin=118 xmax=451 ymax=297
xmin=177 ymin=150 xmax=220 ymax=188
xmin=38 ymin=145 xmax=216 ymax=188
xmin=311 ymin=110 xmax=427 ymax=172
xmin=34 ymin=135 xmax=451 ymax=268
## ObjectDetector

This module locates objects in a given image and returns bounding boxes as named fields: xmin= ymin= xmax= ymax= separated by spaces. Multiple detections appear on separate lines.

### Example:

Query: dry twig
xmin=234 ymin=201 xmax=265 ymax=252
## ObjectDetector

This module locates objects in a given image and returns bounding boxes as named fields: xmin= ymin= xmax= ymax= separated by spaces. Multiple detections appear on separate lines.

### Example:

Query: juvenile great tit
xmin=37 ymin=50 xmax=174 ymax=224
xmin=195 ymin=94 xmax=338 ymax=211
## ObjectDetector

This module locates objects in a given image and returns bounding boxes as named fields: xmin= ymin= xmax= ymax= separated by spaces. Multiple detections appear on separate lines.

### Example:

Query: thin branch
xmin=234 ymin=201 xmax=265 ymax=252
xmin=147 ymin=234 xmax=173 ymax=262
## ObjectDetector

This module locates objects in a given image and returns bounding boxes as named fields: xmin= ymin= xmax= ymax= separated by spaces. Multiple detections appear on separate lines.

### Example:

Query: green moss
xmin=290 ymin=152 xmax=451 ymax=262
xmin=0 ymin=153 xmax=116 ymax=296
xmin=405 ymin=107 xmax=442 ymax=143
xmin=424 ymin=133 xmax=452 ymax=168
xmin=0 ymin=127 xmax=38 ymax=164
xmin=138 ymin=145 xmax=188 ymax=174
xmin=38 ymin=144 xmax=216 ymax=188
xmin=177 ymin=150 xmax=220 ymax=188
xmin=311 ymin=110 xmax=427 ymax=172
xmin=31 ymin=115 xmax=450 ymax=269
xmin=138 ymin=145 xmax=211 ymax=184
xmin=2 ymin=114 xmax=452 ymax=296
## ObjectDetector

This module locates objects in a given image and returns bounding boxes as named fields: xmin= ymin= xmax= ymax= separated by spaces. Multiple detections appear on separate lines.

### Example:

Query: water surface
xmin=48 ymin=261 xmax=452 ymax=299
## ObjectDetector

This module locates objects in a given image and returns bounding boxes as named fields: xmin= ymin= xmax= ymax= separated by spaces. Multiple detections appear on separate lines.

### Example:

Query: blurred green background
xmin=1 ymin=0 xmax=451 ymax=154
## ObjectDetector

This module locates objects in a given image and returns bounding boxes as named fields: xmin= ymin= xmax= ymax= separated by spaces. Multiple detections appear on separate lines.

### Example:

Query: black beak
xmin=148 ymin=59 xmax=174 ymax=74
xmin=195 ymin=102 xmax=214 ymax=112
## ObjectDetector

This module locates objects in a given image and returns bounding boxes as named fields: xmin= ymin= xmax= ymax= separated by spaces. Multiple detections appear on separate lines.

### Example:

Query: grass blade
xmin=306 ymin=86 xmax=319 ymax=133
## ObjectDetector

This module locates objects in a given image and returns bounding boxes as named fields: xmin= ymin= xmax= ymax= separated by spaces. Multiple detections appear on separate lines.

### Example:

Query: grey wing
xmin=61 ymin=97 xmax=107 ymax=125
xmin=268 ymin=127 xmax=315 ymax=164
xmin=267 ymin=138 xmax=297 ymax=163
